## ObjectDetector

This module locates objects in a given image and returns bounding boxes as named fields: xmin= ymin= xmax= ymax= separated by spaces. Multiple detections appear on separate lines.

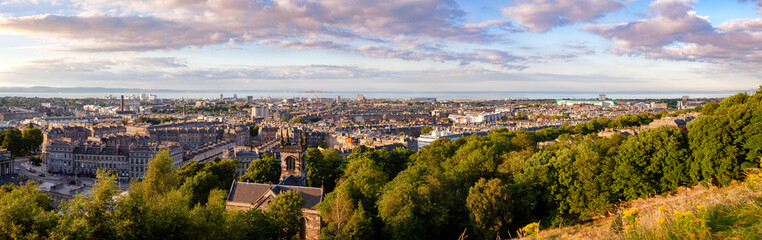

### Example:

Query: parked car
xmin=38 ymin=173 xmax=45 ymax=177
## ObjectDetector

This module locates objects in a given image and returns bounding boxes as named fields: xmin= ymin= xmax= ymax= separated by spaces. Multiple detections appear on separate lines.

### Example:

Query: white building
xmin=556 ymin=99 xmax=615 ymax=107
xmin=448 ymin=110 xmax=511 ymax=124
xmin=417 ymin=130 xmax=464 ymax=150
xmin=251 ymin=106 xmax=270 ymax=119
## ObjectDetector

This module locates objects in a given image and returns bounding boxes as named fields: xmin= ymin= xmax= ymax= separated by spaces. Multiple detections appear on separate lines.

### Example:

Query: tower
xmin=279 ymin=128 xmax=307 ymax=185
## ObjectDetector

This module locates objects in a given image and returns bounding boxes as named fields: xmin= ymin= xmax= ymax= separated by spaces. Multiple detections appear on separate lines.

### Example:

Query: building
xmin=226 ymin=180 xmax=323 ymax=240
xmin=0 ymin=149 xmax=13 ymax=176
xmin=251 ymin=106 xmax=270 ymax=119
xmin=556 ymin=99 xmax=616 ymax=107
xmin=280 ymin=130 xmax=307 ymax=185
xmin=448 ymin=110 xmax=511 ymax=124
xmin=42 ymin=141 xmax=183 ymax=181
xmin=226 ymin=147 xmax=259 ymax=178
xmin=0 ymin=108 xmax=44 ymax=121
xmin=416 ymin=129 xmax=463 ymax=150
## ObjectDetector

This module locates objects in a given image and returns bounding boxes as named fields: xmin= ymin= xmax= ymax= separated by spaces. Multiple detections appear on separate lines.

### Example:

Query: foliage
xmin=0 ymin=182 xmax=57 ymax=239
xmin=613 ymin=126 xmax=691 ymax=199
xmin=420 ymin=126 xmax=433 ymax=135
xmin=249 ymin=125 xmax=260 ymax=137
xmin=466 ymin=178 xmax=512 ymax=239
xmin=289 ymin=117 xmax=306 ymax=124
xmin=267 ymin=190 xmax=304 ymax=239
xmin=240 ymin=154 xmax=280 ymax=184
xmin=377 ymin=165 xmax=448 ymax=240
xmin=306 ymin=147 xmax=344 ymax=193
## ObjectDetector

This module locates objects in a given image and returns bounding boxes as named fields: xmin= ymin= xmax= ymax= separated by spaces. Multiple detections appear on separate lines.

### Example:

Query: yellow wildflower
xmin=657 ymin=217 xmax=666 ymax=224
xmin=696 ymin=205 xmax=707 ymax=212
xmin=658 ymin=206 xmax=667 ymax=212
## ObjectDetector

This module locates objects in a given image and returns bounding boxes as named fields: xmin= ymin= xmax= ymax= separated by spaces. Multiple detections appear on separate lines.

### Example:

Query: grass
xmin=518 ymin=170 xmax=762 ymax=240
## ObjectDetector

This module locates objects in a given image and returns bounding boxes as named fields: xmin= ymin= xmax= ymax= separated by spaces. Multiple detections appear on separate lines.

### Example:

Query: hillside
xmin=521 ymin=170 xmax=762 ymax=239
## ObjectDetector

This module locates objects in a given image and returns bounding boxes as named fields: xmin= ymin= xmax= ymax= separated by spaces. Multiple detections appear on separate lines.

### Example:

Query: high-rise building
xmin=599 ymin=94 xmax=607 ymax=101
xmin=251 ymin=106 xmax=269 ymax=119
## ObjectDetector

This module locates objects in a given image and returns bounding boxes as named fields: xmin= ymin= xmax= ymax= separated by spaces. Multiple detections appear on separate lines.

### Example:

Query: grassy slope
xmin=522 ymin=171 xmax=762 ymax=240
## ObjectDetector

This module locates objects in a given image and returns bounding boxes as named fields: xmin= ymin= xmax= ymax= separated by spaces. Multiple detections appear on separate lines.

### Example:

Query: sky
xmin=0 ymin=0 xmax=760 ymax=92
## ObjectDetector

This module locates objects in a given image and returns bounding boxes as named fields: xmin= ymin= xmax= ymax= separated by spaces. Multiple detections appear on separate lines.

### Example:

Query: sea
xmin=0 ymin=90 xmax=749 ymax=100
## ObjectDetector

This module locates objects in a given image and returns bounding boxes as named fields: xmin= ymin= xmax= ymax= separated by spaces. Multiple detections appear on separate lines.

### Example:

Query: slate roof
xmin=228 ymin=178 xmax=323 ymax=210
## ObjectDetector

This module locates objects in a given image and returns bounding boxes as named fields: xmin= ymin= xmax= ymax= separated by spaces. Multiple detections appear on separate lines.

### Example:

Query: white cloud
xmin=584 ymin=0 xmax=762 ymax=64
xmin=501 ymin=0 xmax=626 ymax=32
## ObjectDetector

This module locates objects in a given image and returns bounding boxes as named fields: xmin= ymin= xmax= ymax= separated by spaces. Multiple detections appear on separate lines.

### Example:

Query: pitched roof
xmin=227 ymin=180 xmax=323 ymax=210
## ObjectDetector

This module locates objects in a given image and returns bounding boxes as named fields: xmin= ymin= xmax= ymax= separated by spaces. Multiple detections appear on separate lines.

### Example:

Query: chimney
xmin=120 ymin=95 xmax=125 ymax=111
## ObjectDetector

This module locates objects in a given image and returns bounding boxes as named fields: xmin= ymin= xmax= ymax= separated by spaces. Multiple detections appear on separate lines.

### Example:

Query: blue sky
xmin=0 ymin=0 xmax=760 ymax=92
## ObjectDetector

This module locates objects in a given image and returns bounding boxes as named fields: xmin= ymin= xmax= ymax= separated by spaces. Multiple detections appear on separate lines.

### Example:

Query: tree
xmin=249 ymin=125 xmax=260 ymax=137
xmin=1 ymin=128 xmax=24 ymax=157
xmin=466 ymin=178 xmax=512 ymax=239
xmin=22 ymin=124 xmax=44 ymax=154
xmin=377 ymin=165 xmax=448 ymax=240
xmin=177 ymin=161 xmax=206 ymax=185
xmin=306 ymin=148 xmax=343 ymax=193
xmin=203 ymin=158 xmax=239 ymax=190
xmin=318 ymin=185 xmax=374 ymax=240
xmin=181 ymin=171 xmax=221 ymax=206
xmin=701 ymin=102 xmax=719 ymax=115
xmin=267 ymin=190 xmax=304 ymax=239
xmin=420 ymin=126 xmax=433 ymax=135
xmin=613 ymin=126 xmax=690 ymax=200
xmin=52 ymin=170 xmax=120 ymax=239
xmin=289 ymin=118 xmax=306 ymax=124
xmin=0 ymin=182 xmax=58 ymax=239
xmin=226 ymin=208 xmax=277 ymax=240
xmin=240 ymin=154 xmax=280 ymax=184
xmin=140 ymin=149 xmax=179 ymax=200
xmin=688 ymin=116 xmax=741 ymax=186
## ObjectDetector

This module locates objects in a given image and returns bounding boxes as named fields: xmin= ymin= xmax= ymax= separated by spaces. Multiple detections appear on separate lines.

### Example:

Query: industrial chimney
xmin=120 ymin=95 xmax=125 ymax=111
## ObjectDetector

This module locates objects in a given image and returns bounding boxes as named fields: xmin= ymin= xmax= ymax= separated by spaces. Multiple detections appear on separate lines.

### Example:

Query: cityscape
xmin=1 ymin=0 xmax=761 ymax=239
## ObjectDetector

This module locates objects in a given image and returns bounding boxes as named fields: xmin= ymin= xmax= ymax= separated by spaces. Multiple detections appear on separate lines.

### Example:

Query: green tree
xmin=466 ymin=178 xmax=512 ymax=239
xmin=1 ymin=128 xmax=24 ymax=157
xmin=249 ymin=125 xmax=260 ymax=137
xmin=701 ymin=102 xmax=719 ymax=115
xmin=318 ymin=185 xmax=374 ymax=240
xmin=420 ymin=126 xmax=433 ymax=135
xmin=177 ymin=161 xmax=206 ymax=185
xmin=137 ymin=149 xmax=179 ymax=201
xmin=181 ymin=171 xmax=221 ymax=206
xmin=306 ymin=148 xmax=343 ymax=193
xmin=377 ymin=165 xmax=448 ymax=240
xmin=289 ymin=118 xmax=306 ymax=124
xmin=688 ymin=116 xmax=741 ymax=186
xmin=240 ymin=154 xmax=280 ymax=184
xmin=21 ymin=124 xmax=44 ymax=154
xmin=613 ymin=126 xmax=690 ymax=200
xmin=267 ymin=190 xmax=304 ymax=239
xmin=226 ymin=208 xmax=277 ymax=240
xmin=52 ymin=170 xmax=120 ymax=239
xmin=0 ymin=182 xmax=58 ymax=239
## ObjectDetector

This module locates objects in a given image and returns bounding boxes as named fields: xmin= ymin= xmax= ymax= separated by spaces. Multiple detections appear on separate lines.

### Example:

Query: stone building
xmin=42 ymin=141 xmax=182 ymax=182
xmin=280 ymin=130 xmax=307 ymax=185
xmin=226 ymin=180 xmax=323 ymax=240
xmin=0 ymin=149 xmax=13 ymax=176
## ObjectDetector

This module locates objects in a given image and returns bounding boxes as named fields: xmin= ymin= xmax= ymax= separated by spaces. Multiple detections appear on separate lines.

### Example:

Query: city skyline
xmin=1 ymin=0 xmax=761 ymax=92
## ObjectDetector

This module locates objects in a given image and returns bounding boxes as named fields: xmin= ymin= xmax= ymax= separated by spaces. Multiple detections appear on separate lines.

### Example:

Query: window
xmin=286 ymin=156 xmax=296 ymax=171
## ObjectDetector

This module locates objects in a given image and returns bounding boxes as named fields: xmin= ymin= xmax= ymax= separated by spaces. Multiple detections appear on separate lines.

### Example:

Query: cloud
xmin=0 ymin=0 xmax=509 ymax=49
xmin=0 ymin=57 xmax=660 ymax=91
xmin=0 ymin=0 xmax=545 ymax=69
xmin=584 ymin=0 xmax=762 ymax=64
xmin=501 ymin=0 xmax=626 ymax=32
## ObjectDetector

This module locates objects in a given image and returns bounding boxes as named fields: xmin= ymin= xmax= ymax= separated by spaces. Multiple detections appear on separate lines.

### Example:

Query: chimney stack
xmin=120 ymin=95 xmax=125 ymax=111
